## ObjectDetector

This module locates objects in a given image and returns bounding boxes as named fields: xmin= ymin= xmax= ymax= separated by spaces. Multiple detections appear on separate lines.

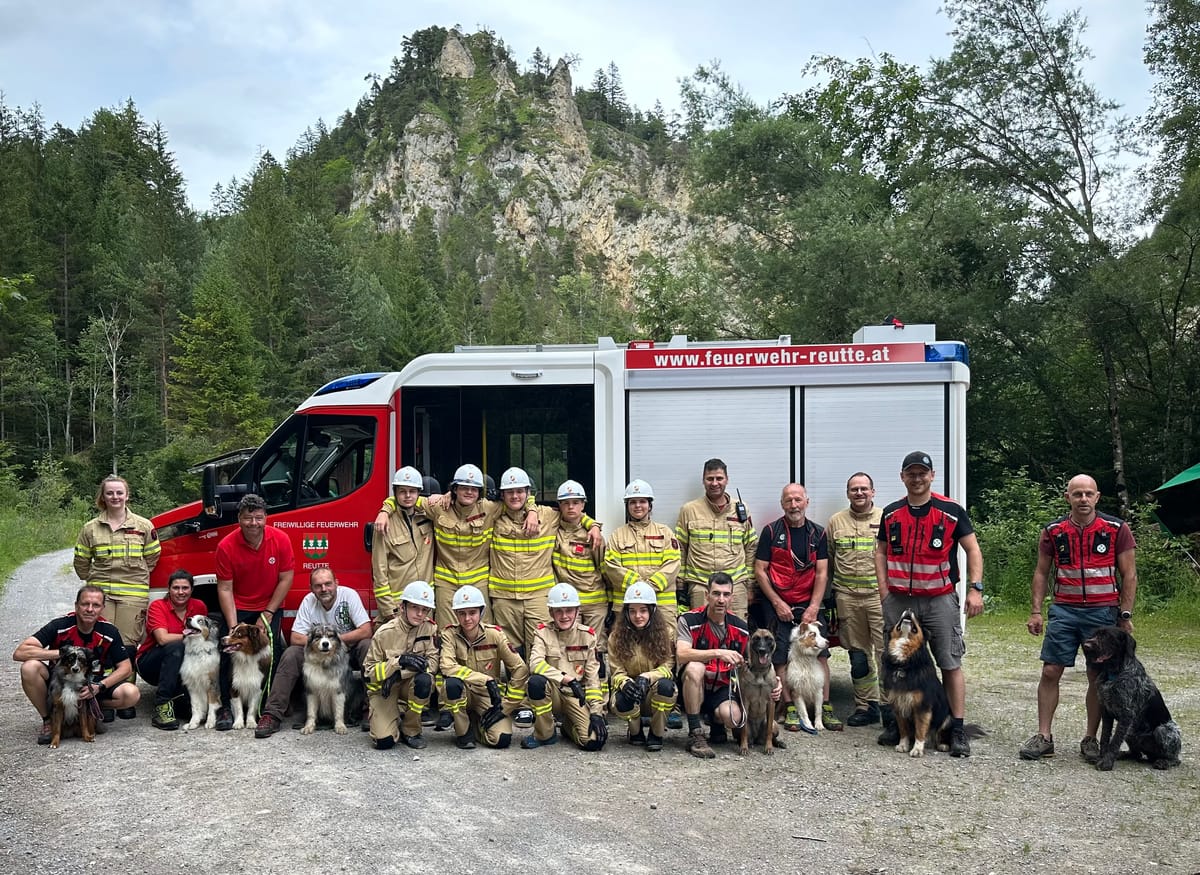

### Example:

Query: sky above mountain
xmin=0 ymin=0 xmax=1150 ymax=211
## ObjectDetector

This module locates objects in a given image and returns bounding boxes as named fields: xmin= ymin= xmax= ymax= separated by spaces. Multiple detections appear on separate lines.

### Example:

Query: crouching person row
xmin=525 ymin=583 xmax=607 ymax=751
xmin=364 ymin=581 xmax=439 ymax=750
xmin=440 ymin=585 xmax=528 ymax=749
xmin=608 ymin=582 xmax=676 ymax=751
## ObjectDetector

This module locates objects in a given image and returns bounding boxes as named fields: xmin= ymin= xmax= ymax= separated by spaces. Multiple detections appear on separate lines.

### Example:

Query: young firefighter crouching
xmin=607 ymin=582 xmax=676 ymax=751
xmin=439 ymin=585 xmax=529 ymax=750
xmin=524 ymin=584 xmax=608 ymax=750
xmin=363 ymin=581 xmax=439 ymax=750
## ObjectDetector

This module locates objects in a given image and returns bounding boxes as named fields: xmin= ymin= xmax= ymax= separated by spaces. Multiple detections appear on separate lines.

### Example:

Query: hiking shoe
xmin=254 ymin=713 xmax=281 ymax=739
xmin=520 ymin=730 xmax=557 ymax=749
xmin=215 ymin=707 xmax=234 ymax=732
xmin=152 ymin=701 xmax=179 ymax=731
xmin=666 ymin=711 xmax=683 ymax=730
xmin=1080 ymin=736 xmax=1100 ymax=763
xmin=645 ymin=732 xmax=664 ymax=752
xmin=37 ymin=718 xmax=52 ymax=745
xmin=421 ymin=710 xmax=437 ymax=727
xmin=784 ymin=705 xmax=801 ymax=732
xmin=822 ymin=703 xmax=844 ymax=731
xmin=950 ymin=725 xmax=971 ymax=757
xmin=687 ymin=729 xmax=716 ymax=759
xmin=628 ymin=727 xmax=647 ymax=745
xmin=877 ymin=720 xmax=900 ymax=747
xmin=435 ymin=711 xmax=453 ymax=732
xmin=101 ymin=708 xmax=116 ymax=724
xmin=401 ymin=732 xmax=427 ymax=750
xmin=455 ymin=734 xmax=476 ymax=750
xmin=846 ymin=704 xmax=880 ymax=727
xmin=513 ymin=708 xmax=534 ymax=728
xmin=117 ymin=707 xmax=137 ymax=720
xmin=1019 ymin=733 xmax=1055 ymax=760
xmin=708 ymin=723 xmax=728 ymax=745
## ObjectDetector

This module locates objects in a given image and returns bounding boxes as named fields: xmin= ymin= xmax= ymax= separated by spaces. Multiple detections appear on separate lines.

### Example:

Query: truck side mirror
xmin=202 ymin=465 xmax=220 ymax=517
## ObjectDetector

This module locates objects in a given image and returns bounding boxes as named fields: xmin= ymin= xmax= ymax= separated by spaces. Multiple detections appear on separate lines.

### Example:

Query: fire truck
xmin=149 ymin=323 xmax=969 ymax=625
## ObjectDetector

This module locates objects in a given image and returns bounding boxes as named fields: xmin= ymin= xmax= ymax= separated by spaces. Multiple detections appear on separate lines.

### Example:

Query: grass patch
xmin=0 ymin=509 xmax=82 ymax=594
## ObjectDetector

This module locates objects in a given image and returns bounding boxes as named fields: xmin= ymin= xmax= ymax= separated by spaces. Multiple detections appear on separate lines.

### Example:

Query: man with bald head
xmin=1019 ymin=474 xmax=1138 ymax=762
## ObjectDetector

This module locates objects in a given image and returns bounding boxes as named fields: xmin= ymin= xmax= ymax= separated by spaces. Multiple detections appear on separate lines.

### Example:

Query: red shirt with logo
xmin=214 ymin=526 xmax=295 ymax=610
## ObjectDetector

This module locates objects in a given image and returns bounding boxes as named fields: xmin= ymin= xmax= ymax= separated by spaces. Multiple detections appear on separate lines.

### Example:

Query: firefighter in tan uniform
xmin=74 ymin=475 xmax=161 ymax=653
xmin=371 ymin=467 xmax=435 ymax=622
xmin=607 ymin=583 xmax=676 ymax=751
xmin=439 ymin=585 xmax=529 ymax=749
xmin=363 ymin=581 xmax=439 ymax=750
xmin=551 ymin=480 xmax=610 ymax=699
xmin=675 ymin=459 xmax=756 ymax=620
xmin=488 ymin=467 xmax=602 ymax=659
xmin=604 ymin=479 xmax=681 ymax=615
xmin=523 ymin=583 xmax=608 ymax=750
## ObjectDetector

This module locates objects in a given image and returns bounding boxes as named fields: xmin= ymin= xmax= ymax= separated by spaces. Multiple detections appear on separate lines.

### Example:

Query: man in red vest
xmin=1019 ymin=474 xmax=1137 ymax=762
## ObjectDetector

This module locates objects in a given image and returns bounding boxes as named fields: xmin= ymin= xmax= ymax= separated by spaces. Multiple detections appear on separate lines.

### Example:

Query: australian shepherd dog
xmin=181 ymin=614 xmax=221 ymax=730
xmin=882 ymin=610 xmax=951 ymax=757
xmin=222 ymin=622 xmax=271 ymax=730
xmin=49 ymin=644 xmax=97 ymax=748
xmin=301 ymin=624 xmax=351 ymax=735
xmin=785 ymin=622 xmax=828 ymax=734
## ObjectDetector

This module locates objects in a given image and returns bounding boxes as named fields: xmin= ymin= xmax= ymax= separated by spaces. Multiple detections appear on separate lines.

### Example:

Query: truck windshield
xmin=254 ymin=414 xmax=377 ymax=510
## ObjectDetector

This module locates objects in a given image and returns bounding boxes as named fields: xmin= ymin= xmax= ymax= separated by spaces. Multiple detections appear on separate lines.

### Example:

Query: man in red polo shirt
xmin=214 ymin=493 xmax=294 ymax=730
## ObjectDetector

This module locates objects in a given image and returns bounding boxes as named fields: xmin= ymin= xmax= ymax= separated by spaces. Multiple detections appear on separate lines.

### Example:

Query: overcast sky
xmin=0 ymin=0 xmax=1152 ymax=212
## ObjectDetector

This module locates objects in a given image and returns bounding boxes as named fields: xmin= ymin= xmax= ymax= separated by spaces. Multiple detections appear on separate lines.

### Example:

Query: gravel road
xmin=1 ymin=550 xmax=1197 ymax=874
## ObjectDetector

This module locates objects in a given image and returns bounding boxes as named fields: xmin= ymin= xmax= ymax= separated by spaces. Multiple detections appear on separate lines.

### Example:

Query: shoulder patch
xmin=489 ymin=624 xmax=503 ymax=631
xmin=537 ymin=623 xmax=547 ymax=630
xmin=585 ymin=627 xmax=596 ymax=636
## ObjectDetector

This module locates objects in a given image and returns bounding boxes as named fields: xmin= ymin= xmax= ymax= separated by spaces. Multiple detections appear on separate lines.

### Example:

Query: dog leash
xmin=727 ymin=667 xmax=747 ymax=730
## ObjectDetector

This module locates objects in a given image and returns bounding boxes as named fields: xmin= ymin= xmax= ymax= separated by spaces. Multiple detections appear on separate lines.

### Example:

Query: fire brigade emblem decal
xmin=302 ymin=532 xmax=330 ymax=560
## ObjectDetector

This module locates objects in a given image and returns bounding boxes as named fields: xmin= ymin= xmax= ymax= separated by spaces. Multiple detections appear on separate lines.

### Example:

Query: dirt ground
xmin=1 ymin=549 xmax=1197 ymax=875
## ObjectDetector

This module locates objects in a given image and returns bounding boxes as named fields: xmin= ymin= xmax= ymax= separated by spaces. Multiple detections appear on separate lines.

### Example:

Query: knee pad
xmin=374 ymin=736 xmax=395 ymax=751
xmin=412 ymin=672 xmax=433 ymax=699
xmin=527 ymin=674 xmax=548 ymax=700
xmin=495 ymin=732 xmax=512 ymax=749
xmin=443 ymin=677 xmax=464 ymax=700
xmin=849 ymin=649 xmax=869 ymax=679
xmin=656 ymin=677 xmax=676 ymax=699
xmin=614 ymin=689 xmax=637 ymax=713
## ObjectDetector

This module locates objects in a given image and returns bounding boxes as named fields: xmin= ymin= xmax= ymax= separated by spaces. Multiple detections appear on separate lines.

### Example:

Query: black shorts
xmin=701 ymin=685 xmax=736 ymax=718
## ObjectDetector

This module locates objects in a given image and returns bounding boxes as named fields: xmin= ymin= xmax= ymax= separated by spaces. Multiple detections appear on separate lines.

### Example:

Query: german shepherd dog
xmin=222 ymin=622 xmax=272 ymax=730
xmin=301 ymin=624 xmax=352 ymax=735
xmin=882 ymin=611 xmax=951 ymax=757
xmin=1082 ymin=626 xmax=1182 ymax=771
xmin=181 ymin=615 xmax=221 ymax=730
xmin=50 ymin=645 xmax=97 ymax=748
xmin=739 ymin=629 xmax=786 ymax=755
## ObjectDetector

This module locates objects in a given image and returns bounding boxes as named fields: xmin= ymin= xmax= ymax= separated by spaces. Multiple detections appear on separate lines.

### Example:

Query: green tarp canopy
xmin=1151 ymin=462 xmax=1200 ymax=535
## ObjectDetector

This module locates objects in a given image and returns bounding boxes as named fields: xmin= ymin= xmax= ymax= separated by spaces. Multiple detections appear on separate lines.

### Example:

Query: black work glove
xmin=621 ymin=677 xmax=643 ymax=703
xmin=481 ymin=704 xmax=505 ymax=729
xmin=380 ymin=674 xmax=397 ymax=699
xmin=396 ymin=652 xmax=427 ymax=673
xmin=586 ymin=713 xmax=608 ymax=750
xmin=567 ymin=680 xmax=586 ymax=707
xmin=634 ymin=675 xmax=651 ymax=703
xmin=603 ymin=609 xmax=616 ymax=633
xmin=486 ymin=679 xmax=502 ymax=708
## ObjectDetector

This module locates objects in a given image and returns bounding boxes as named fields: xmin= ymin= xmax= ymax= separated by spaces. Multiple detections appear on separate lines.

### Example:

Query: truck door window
xmin=254 ymin=415 xmax=376 ymax=511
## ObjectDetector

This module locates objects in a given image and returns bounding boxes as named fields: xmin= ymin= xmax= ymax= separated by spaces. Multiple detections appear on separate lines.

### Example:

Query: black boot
xmin=877 ymin=705 xmax=900 ymax=746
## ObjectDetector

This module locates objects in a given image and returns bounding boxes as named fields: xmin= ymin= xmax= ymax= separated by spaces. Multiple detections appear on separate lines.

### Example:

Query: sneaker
xmin=822 ymin=703 xmax=844 ymax=731
xmin=455 ymin=734 xmax=476 ymax=750
xmin=254 ymin=713 xmax=281 ymax=739
xmin=708 ymin=723 xmax=728 ymax=745
xmin=666 ymin=711 xmax=683 ymax=730
xmin=784 ymin=705 xmax=801 ymax=732
xmin=116 ymin=707 xmax=137 ymax=720
xmin=521 ymin=730 xmax=557 ymax=749
xmin=846 ymin=704 xmax=881 ymax=727
xmin=950 ymin=725 xmax=971 ymax=757
xmin=687 ymin=729 xmax=716 ymax=759
xmin=152 ymin=702 xmax=179 ymax=731
xmin=628 ymin=727 xmax=647 ymax=745
xmin=1019 ymin=733 xmax=1055 ymax=760
xmin=215 ymin=707 xmax=234 ymax=732
xmin=421 ymin=711 xmax=436 ymax=727
xmin=435 ymin=711 xmax=453 ymax=732
xmin=513 ymin=708 xmax=534 ymax=728
xmin=1080 ymin=736 xmax=1100 ymax=763
xmin=645 ymin=732 xmax=663 ymax=752
xmin=37 ymin=718 xmax=52 ymax=745
xmin=401 ymin=732 xmax=427 ymax=750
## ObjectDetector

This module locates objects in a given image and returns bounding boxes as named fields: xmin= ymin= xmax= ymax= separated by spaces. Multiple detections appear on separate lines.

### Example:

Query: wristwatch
xmin=1119 ymin=610 xmax=1132 ymax=620
xmin=968 ymin=581 xmax=984 ymax=593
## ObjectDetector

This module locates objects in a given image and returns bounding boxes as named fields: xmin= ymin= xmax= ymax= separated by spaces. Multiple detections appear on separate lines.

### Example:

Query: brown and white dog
xmin=181 ymin=614 xmax=221 ymax=730
xmin=786 ymin=622 xmax=827 ymax=734
xmin=739 ymin=629 xmax=786 ymax=755
xmin=301 ymin=624 xmax=351 ymax=735
xmin=49 ymin=644 xmax=97 ymax=748
xmin=881 ymin=610 xmax=951 ymax=757
xmin=222 ymin=622 xmax=271 ymax=730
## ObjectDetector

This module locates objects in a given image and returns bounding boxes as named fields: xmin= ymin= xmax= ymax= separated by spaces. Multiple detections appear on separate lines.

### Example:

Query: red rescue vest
xmin=880 ymin=495 xmax=964 ymax=597
xmin=1045 ymin=513 xmax=1124 ymax=606
xmin=680 ymin=607 xmax=749 ymax=689
xmin=764 ymin=518 xmax=820 ymax=605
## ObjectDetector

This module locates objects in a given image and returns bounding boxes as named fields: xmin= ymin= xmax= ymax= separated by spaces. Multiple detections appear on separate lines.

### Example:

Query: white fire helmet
xmin=547 ymin=582 xmax=581 ymax=608
xmin=624 ymin=479 xmax=655 ymax=500
xmin=400 ymin=581 xmax=435 ymax=610
xmin=391 ymin=466 xmax=423 ymax=489
xmin=452 ymin=585 xmax=486 ymax=611
xmin=623 ymin=582 xmax=659 ymax=606
xmin=450 ymin=464 xmax=485 ymax=489
xmin=556 ymin=480 xmax=587 ymax=501
xmin=499 ymin=467 xmax=532 ymax=491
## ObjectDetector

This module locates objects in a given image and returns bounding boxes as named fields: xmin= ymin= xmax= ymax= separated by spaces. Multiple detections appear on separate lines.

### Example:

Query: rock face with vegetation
xmin=351 ymin=29 xmax=694 ymax=288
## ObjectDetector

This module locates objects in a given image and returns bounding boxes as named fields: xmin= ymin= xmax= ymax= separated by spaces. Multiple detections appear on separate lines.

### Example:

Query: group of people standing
xmin=15 ymin=458 xmax=1137 ymax=766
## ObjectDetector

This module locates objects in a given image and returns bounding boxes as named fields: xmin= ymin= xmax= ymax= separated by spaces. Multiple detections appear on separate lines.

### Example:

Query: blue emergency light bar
xmin=314 ymin=373 xmax=385 ymax=396
xmin=925 ymin=342 xmax=969 ymax=366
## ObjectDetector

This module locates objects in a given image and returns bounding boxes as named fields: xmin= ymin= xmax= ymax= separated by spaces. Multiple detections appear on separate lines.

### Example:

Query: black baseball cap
xmin=902 ymin=451 xmax=933 ymax=471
